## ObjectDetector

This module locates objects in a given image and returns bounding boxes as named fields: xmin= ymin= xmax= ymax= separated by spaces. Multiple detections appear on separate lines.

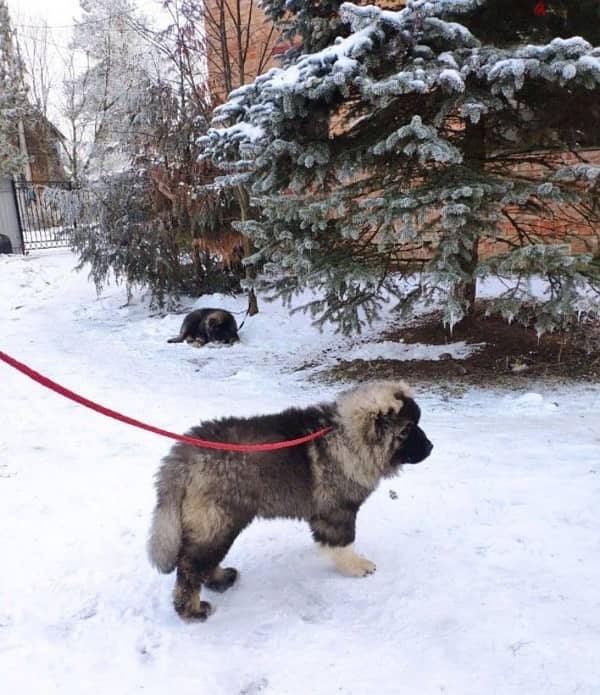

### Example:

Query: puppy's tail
xmin=147 ymin=456 xmax=186 ymax=573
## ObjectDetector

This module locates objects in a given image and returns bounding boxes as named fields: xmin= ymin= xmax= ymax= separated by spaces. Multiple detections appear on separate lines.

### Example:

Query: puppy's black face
xmin=381 ymin=396 xmax=433 ymax=467
xmin=393 ymin=423 xmax=433 ymax=465
xmin=207 ymin=320 xmax=239 ymax=344
xmin=211 ymin=325 xmax=238 ymax=343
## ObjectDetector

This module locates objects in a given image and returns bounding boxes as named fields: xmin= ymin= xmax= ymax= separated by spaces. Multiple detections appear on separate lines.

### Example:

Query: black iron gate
xmin=13 ymin=179 xmax=84 ymax=251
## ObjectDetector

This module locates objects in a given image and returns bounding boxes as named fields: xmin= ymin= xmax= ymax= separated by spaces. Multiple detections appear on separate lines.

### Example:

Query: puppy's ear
xmin=374 ymin=405 xmax=402 ymax=438
xmin=374 ymin=412 xmax=389 ymax=438
xmin=367 ymin=390 xmax=406 ymax=440
xmin=336 ymin=380 xmax=411 ymax=440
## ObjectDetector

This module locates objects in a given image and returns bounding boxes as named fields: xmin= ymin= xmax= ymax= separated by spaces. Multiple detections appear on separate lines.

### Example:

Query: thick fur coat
xmin=148 ymin=380 xmax=433 ymax=621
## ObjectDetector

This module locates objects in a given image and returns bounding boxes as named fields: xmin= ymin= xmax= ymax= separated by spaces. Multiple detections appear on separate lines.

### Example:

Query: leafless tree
xmin=125 ymin=0 xmax=280 ymax=314
xmin=15 ymin=17 xmax=54 ymax=120
xmin=199 ymin=0 xmax=277 ymax=98
xmin=57 ymin=51 xmax=93 ymax=180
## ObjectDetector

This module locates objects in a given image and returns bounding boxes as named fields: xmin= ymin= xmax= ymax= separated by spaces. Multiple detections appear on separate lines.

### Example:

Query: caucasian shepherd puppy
xmin=167 ymin=308 xmax=239 ymax=346
xmin=148 ymin=380 xmax=433 ymax=621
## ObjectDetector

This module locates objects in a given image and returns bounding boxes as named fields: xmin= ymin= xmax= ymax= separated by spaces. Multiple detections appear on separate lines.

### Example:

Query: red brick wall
xmin=486 ymin=149 xmax=600 ymax=258
xmin=204 ymin=0 xmax=283 ymax=100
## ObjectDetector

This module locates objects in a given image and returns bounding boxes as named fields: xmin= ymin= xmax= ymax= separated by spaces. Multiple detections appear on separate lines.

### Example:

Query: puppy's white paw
xmin=337 ymin=554 xmax=376 ymax=578
xmin=322 ymin=545 xmax=377 ymax=577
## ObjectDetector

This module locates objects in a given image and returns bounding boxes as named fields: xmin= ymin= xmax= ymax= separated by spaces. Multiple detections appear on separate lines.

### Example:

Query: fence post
xmin=10 ymin=178 xmax=26 ymax=254
xmin=69 ymin=179 xmax=78 ymax=231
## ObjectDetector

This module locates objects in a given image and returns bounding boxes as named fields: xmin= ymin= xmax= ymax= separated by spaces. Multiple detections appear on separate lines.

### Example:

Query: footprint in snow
xmin=0 ymin=613 xmax=14 ymax=628
xmin=136 ymin=624 xmax=161 ymax=661
xmin=72 ymin=595 xmax=99 ymax=621
xmin=239 ymin=677 xmax=269 ymax=695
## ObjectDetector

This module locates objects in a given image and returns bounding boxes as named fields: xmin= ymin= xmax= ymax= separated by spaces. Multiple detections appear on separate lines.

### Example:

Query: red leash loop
xmin=0 ymin=350 xmax=332 ymax=452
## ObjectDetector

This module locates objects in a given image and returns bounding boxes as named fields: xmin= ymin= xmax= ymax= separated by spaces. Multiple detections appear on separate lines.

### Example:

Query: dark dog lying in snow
xmin=167 ymin=308 xmax=239 ymax=346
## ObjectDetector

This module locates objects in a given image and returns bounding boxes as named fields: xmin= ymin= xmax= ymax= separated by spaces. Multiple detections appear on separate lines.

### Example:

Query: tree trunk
xmin=455 ymin=116 xmax=485 ymax=315
xmin=236 ymin=184 xmax=259 ymax=315
xmin=247 ymin=286 xmax=259 ymax=315
xmin=453 ymin=271 xmax=477 ymax=307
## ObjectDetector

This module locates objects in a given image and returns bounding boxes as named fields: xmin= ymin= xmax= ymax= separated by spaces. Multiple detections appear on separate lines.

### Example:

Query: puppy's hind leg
xmin=205 ymin=566 xmax=239 ymax=593
xmin=173 ymin=503 xmax=246 ymax=621
xmin=174 ymin=548 xmax=238 ymax=621
xmin=173 ymin=555 xmax=214 ymax=622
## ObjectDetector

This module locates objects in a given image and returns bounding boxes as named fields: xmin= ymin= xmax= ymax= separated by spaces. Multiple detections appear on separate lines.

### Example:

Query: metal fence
xmin=13 ymin=179 xmax=85 ymax=251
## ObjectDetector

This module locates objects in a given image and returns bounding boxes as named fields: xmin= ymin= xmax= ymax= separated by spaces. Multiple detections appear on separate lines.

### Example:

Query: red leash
xmin=0 ymin=351 xmax=332 ymax=452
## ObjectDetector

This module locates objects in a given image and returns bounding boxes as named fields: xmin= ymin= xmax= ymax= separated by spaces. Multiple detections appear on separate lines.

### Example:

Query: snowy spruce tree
xmin=205 ymin=0 xmax=600 ymax=334
xmin=0 ymin=0 xmax=26 ymax=177
xmin=261 ymin=0 xmax=346 ymax=64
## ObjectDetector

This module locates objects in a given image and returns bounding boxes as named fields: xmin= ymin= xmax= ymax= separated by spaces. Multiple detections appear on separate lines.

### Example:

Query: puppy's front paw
xmin=339 ymin=554 xmax=376 ymax=578
xmin=324 ymin=545 xmax=377 ymax=577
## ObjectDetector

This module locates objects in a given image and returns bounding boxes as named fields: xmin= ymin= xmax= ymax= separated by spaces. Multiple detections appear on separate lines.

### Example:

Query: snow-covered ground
xmin=1 ymin=249 xmax=599 ymax=695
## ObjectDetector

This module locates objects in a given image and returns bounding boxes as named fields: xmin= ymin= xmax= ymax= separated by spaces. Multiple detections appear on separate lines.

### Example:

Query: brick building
xmin=21 ymin=108 xmax=66 ymax=182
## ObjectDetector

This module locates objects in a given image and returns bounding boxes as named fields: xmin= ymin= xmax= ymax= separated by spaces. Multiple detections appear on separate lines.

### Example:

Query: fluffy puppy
xmin=148 ymin=380 xmax=433 ymax=621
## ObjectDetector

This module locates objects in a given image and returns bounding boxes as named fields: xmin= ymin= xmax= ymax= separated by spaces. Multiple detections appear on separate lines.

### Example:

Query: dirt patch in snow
xmin=321 ymin=305 xmax=600 ymax=388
